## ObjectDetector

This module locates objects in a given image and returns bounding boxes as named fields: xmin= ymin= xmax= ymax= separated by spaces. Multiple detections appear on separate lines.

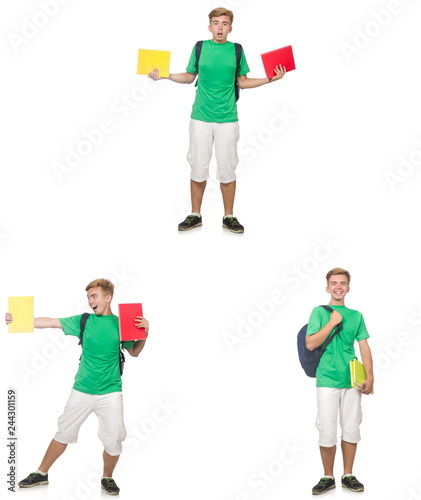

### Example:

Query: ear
xmin=208 ymin=25 xmax=212 ymax=32
xmin=326 ymin=286 xmax=329 ymax=293
xmin=106 ymin=294 xmax=112 ymax=303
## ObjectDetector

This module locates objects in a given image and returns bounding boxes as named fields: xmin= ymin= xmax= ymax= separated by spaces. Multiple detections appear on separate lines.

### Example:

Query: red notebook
xmin=118 ymin=303 xmax=146 ymax=341
xmin=261 ymin=45 xmax=296 ymax=79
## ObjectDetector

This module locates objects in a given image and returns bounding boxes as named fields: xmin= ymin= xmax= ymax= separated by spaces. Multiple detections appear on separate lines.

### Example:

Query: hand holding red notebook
xmin=261 ymin=45 xmax=296 ymax=79
xmin=119 ymin=303 xmax=147 ymax=341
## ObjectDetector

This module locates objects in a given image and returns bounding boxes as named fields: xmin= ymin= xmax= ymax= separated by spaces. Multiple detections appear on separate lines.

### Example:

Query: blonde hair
xmin=85 ymin=278 xmax=115 ymax=298
xmin=208 ymin=7 xmax=234 ymax=25
xmin=326 ymin=268 xmax=351 ymax=284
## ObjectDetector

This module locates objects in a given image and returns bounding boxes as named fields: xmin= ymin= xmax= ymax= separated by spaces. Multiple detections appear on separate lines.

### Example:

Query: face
xmin=87 ymin=287 xmax=112 ymax=315
xmin=326 ymin=275 xmax=350 ymax=304
xmin=208 ymin=15 xmax=232 ymax=43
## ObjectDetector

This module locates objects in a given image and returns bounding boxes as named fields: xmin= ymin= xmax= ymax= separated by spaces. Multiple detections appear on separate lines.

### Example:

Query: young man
xmin=148 ymin=7 xmax=286 ymax=233
xmin=306 ymin=268 xmax=374 ymax=495
xmin=5 ymin=279 xmax=149 ymax=496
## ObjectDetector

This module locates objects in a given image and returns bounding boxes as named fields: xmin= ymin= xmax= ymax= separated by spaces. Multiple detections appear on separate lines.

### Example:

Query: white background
xmin=1 ymin=1 xmax=421 ymax=499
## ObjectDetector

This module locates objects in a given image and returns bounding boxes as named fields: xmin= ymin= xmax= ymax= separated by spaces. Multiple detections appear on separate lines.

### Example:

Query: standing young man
xmin=305 ymin=268 xmax=374 ymax=495
xmin=148 ymin=7 xmax=286 ymax=233
xmin=5 ymin=279 xmax=149 ymax=496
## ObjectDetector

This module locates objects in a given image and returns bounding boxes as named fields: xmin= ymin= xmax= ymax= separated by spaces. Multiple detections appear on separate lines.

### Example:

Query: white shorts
xmin=54 ymin=389 xmax=127 ymax=456
xmin=187 ymin=119 xmax=240 ymax=183
xmin=316 ymin=387 xmax=362 ymax=447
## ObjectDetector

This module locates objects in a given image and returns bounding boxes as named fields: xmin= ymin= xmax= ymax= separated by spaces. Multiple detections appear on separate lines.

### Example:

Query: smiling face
xmin=326 ymin=274 xmax=350 ymax=305
xmin=87 ymin=286 xmax=112 ymax=316
xmin=208 ymin=15 xmax=232 ymax=43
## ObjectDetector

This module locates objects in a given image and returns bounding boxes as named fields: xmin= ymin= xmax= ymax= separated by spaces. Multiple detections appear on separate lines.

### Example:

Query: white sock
xmin=323 ymin=475 xmax=334 ymax=480
xmin=36 ymin=470 xmax=47 ymax=476
xmin=102 ymin=476 xmax=113 ymax=480
xmin=191 ymin=212 xmax=201 ymax=217
xmin=224 ymin=214 xmax=234 ymax=218
xmin=342 ymin=473 xmax=353 ymax=478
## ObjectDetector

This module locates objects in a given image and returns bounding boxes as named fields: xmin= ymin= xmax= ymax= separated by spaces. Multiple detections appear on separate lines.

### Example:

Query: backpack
xmin=78 ymin=313 xmax=126 ymax=376
xmin=194 ymin=40 xmax=243 ymax=101
xmin=297 ymin=305 xmax=342 ymax=377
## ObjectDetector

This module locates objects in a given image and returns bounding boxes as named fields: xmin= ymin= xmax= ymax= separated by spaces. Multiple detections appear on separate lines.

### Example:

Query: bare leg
xmin=341 ymin=440 xmax=357 ymax=475
xmin=320 ymin=445 xmax=336 ymax=476
xmin=220 ymin=181 xmax=236 ymax=216
xmin=103 ymin=450 xmax=120 ymax=478
xmin=38 ymin=439 xmax=67 ymax=473
xmin=191 ymin=180 xmax=206 ymax=214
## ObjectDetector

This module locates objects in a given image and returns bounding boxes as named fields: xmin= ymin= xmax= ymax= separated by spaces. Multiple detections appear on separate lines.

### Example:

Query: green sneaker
xmin=222 ymin=216 xmax=244 ymax=233
xmin=101 ymin=477 xmax=120 ymax=495
xmin=341 ymin=475 xmax=364 ymax=492
xmin=178 ymin=214 xmax=202 ymax=231
xmin=312 ymin=477 xmax=335 ymax=495
xmin=18 ymin=472 xmax=49 ymax=488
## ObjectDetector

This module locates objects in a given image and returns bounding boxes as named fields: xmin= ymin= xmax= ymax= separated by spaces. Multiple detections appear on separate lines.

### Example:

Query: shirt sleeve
xmin=356 ymin=314 xmax=370 ymax=341
xmin=122 ymin=340 xmax=135 ymax=349
xmin=59 ymin=315 xmax=83 ymax=338
xmin=186 ymin=45 xmax=197 ymax=74
xmin=239 ymin=47 xmax=250 ymax=76
xmin=306 ymin=307 xmax=324 ymax=336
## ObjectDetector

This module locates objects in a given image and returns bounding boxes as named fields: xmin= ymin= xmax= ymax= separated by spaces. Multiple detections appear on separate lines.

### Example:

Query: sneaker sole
xmin=222 ymin=224 xmax=244 ymax=234
xmin=312 ymin=484 xmax=336 ymax=495
xmin=19 ymin=481 xmax=49 ymax=488
xmin=178 ymin=223 xmax=202 ymax=231
xmin=101 ymin=485 xmax=119 ymax=495
xmin=342 ymin=484 xmax=364 ymax=492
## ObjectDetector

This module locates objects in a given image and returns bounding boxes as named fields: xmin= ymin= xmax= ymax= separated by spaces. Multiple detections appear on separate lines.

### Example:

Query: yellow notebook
xmin=137 ymin=49 xmax=171 ymax=78
xmin=350 ymin=358 xmax=374 ymax=394
xmin=8 ymin=296 xmax=34 ymax=333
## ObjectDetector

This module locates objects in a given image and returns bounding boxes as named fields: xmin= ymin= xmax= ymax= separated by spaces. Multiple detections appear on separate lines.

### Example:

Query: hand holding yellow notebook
xmin=8 ymin=296 xmax=34 ymax=333
xmin=350 ymin=358 xmax=374 ymax=394
xmin=137 ymin=49 xmax=171 ymax=78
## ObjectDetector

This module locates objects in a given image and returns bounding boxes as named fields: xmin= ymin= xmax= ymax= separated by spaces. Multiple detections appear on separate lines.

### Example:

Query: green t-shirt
xmin=59 ymin=314 xmax=135 ymax=395
xmin=306 ymin=305 xmax=369 ymax=389
xmin=186 ymin=40 xmax=250 ymax=123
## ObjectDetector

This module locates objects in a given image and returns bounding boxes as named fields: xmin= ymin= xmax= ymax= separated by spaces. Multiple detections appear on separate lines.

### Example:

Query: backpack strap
xmin=234 ymin=43 xmax=242 ymax=101
xmin=319 ymin=305 xmax=342 ymax=347
xmin=119 ymin=343 xmax=126 ymax=376
xmin=234 ymin=42 xmax=242 ymax=76
xmin=78 ymin=313 xmax=90 ymax=346
xmin=194 ymin=40 xmax=203 ymax=76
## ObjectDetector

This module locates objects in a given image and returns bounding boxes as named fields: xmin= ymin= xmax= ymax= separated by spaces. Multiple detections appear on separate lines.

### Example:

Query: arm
xmin=148 ymin=68 xmax=196 ymax=84
xmin=5 ymin=313 xmax=62 ymax=329
xmin=358 ymin=339 xmax=374 ymax=395
xmin=34 ymin=318 xmax=62 ymax=329
xmin=305 ymin=310 xmax=342 ymax=351
xmin=237 ymin=65 xmax=286 ymax=89
xmin=126 ymin=316 xmax=149 ymax=357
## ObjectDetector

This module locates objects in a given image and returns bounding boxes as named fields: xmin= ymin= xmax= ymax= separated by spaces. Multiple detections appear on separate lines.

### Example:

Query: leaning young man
xmin=5 ymin=279 xmax=149 ymax=496
xmin=305 ymin=268 xmax=374 ymax=495
xmin=148 ymin=7 xmax=286 ymax=233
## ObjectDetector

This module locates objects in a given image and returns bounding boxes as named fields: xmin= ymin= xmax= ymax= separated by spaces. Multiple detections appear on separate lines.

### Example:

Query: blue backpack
xmin=297 ymin=305 xmax=342 ymax=377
